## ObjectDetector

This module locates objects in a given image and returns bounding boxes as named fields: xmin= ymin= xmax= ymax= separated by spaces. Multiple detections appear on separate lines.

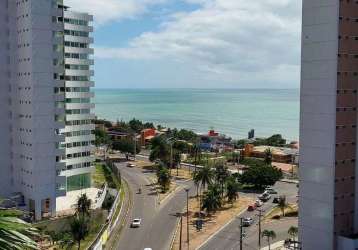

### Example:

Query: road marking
xmin=196 ymin=207 xmax=248 ymax=250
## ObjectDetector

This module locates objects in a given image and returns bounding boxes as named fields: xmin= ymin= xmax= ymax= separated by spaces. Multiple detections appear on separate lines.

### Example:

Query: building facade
xmin=0 ymin=0 xmax=94 ymax=220
xmin=300 ymin=0 xmax=358 ymax=249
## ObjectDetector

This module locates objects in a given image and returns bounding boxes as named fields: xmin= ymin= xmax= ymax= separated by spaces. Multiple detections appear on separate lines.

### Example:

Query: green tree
xmin=0 ymin=209 xmax=39 ymax=250
xmin=157 ymin=166 xmax=171 ymax=192
xmin=76 ymin=194 xmax=92 ymax=218
xmin=128 ymin=118 xmax=142 ymax=133
xmin=201 ymin=184 xmax=222 ymax=214
xmin=94 ymin=128 xmax=111 ymax=147
xmin=240 ymin=165 xmax=282 ymax=189
xmin=69 ymin=215 xmax=89 ymax=250
xmin=262 ymin=230 xmax=276 ymax=250
xmin=149 ymin=136 xmax=170 ymax=165
xmin=112 ymin=138 xmax=141 ymax=159
xmin=226 ymin=176 xmax=240 ymax=205
xmin=58 ymin=232 xmax=74 ymax=249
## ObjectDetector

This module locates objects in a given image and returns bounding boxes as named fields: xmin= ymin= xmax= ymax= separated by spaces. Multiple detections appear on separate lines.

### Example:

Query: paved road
xmin=199 ymin=181 xmax=298 ymax=250
xmin=113 ymin=162 xmax=195 ymax=250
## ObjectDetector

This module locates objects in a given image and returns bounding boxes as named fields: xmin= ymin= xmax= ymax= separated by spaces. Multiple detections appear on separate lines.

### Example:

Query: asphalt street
xmin=199 ymin=181 xmax=298 ymax=250
xmin=113 ymin=162 xmax=195 ymax=250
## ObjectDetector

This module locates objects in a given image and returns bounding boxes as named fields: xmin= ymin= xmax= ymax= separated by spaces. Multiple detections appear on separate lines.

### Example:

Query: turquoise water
xmin=94 ymin=89 xmax=299 ymax=140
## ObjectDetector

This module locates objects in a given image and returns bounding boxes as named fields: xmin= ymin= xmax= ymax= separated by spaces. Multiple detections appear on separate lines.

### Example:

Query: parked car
xmin=131 ymin=218 xmax=142 ymax=228
xmin=247 ymin=204 xmax=256 ymax=211
xmin=243 ymin=217 xmax=254 ymax=226
xmin=265 ymin=187 xmax=278 ymax=194
xmin=127 ymin=163 xmax=135 ymax=168
xmin=258 ymin=192 xmax=271 ymax=202
xmin=255 ymin=200 xmax=263 ymax=207
xmin=272 ymin=197 xmax=280 ymax=203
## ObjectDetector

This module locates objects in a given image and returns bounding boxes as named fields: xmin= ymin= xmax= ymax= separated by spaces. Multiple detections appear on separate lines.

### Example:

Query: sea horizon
xmin=93 ymin=88 xmax=300 ymax=141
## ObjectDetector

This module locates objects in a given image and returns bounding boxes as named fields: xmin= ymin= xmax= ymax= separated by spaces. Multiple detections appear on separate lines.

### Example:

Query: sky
xmin=65 ymin=0 xmax=302 ymax=89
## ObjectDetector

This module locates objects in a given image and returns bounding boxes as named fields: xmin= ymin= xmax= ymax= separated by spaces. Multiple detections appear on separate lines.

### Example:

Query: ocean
xmin=93 ymin=89 xmax=299 ymax=141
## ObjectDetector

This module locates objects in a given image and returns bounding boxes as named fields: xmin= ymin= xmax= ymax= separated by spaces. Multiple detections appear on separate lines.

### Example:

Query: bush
xmin=102 ymin=194 xmax=115 ymax=212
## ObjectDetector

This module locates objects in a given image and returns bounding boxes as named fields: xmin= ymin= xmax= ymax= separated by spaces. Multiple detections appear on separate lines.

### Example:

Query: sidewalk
xmin=261 ymin=241 xmax=286 ymax=250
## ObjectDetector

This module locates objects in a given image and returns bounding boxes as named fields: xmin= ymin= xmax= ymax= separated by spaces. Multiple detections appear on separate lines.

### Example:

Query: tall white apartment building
xmin=0 ymin=0 xmax=95 ymax=220
xmin=300 ymin=0 xmax=358 ymax=249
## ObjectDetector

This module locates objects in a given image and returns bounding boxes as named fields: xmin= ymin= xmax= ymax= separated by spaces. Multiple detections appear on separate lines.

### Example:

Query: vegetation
xmin=288 ymin=226 xmax=298 ymax=248
xmin=201 ymin=184 xmax=222 ymax=214
xmin=76 ymin=194 xmax=91 ymax=218
xmin=112 ymin=138 xmax=141 ymax=159
xmin=94 ymin=164 xmax=118 ymax=189
xmin=112 ymin=118 xmax=154 ymax=134
xmin=156 ymin=165 xmax=171 ymax=192
xmin=264 ymin=148 xmax=273 ymax=165
xmin=0 ymin=209 xmax=39 ymax=250
xmin=226 ymin=176 xmax=240 ymax=205
xmin=167 ymin=128 xmax=199 ymax=142
xmin=102 ymin=194 xmax=115 ymax=213
xmin=69 ymin=215 xmax=89 ymax=250
xmin=214 ymin=163 xmax=230 ymax=198
xmin=236 ymin=134 xmax=287 ymax=148
xmin=239 ymin=164 xmax=282 ymax=189
xmin=93 ymin=119 xmax=112 ymax=129
xmin=94 ymin=128 xmax=111 ymax=147
xmin=277 ymin=195 xmax=287 ymax=217
xmin=149 ymin=136 xmax=171 ymax=166
xmin=262 ymin=230 xmax=276 ymax=250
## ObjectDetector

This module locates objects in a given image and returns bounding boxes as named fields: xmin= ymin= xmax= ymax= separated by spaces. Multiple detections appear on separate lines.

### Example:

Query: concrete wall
xmin=299 ymin=0 xmax=339 ymax=249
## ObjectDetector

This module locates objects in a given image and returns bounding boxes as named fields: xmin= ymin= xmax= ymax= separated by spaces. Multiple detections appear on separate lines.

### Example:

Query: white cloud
xmin=64 ymin=0 xmax=167 ymax=25
xmin=94 ymin=0 xmax=302 ymax=87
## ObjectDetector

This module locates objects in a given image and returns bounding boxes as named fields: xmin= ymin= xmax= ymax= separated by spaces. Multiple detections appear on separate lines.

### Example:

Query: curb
xmin=195 ymin=207 xmax=247 ymax=250
xmin=106 ymin=179 xmax=133 ymax=250
xmin=169 ymin=214 xmax=182 ymax=250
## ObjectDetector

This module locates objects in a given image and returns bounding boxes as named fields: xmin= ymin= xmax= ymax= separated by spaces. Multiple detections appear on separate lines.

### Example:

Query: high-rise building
xmin=0 ymin=0 xmax=94 ymax=220
xmin=300 ymin=1 xmax=358 ymax=249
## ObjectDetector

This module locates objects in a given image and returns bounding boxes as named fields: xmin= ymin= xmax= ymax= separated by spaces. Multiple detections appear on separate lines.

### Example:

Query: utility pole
xmin=185 ymin=188 xmax=190 ymax=249
xmin=170 ymin=141 xmax=173 ymax=176
xmin=133 ymin=133 xmax=136 ymax=161
xmin=239 ymin=217 xmax=243 ymax=250
xmin=179 ymin=214 xmax=183 ymax=250
xmin=257 ymin=209 xmax=263 ymax=249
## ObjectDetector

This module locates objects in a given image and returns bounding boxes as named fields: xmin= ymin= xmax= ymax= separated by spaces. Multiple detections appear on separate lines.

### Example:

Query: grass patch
xmin=93 ymin=164 xmax=107 ymax=188
xmin=93 ymin=163 xmax=119 ymax=189
xmin=35 ymin=209 xmax=108 ymax=250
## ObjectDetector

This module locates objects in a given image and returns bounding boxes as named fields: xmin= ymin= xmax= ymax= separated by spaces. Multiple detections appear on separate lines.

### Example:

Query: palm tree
xmin=76 ymin=194 xmax=92 ymax=218
xmin=192 ymin=171 xmax=201 ymax=199
xmin=0 ymin=209 xmax=39 ymax=250
xmin=277 ymin=195 xmax=287 ymax=217
xmin=288 ymin=226 xmax=298 ymax=248
xmin=226 ymin=177 xmax=240 ymax=205
xmin=70 ymin=215 xmax=89 ymax=250
xmin=262 ymin=230 xmax=276 ymax=250
xmin=264 ymin=148 xmax=273 ymax=165
xmin=214 ymin=163 xmax=230 ymax=198
xmin=201 ymin=184 xmax=222 ymax=214
xmin=157 ymin=167 xmax=171 ymax=192
xmin=197 ymin=165 xmax=214 ymax=191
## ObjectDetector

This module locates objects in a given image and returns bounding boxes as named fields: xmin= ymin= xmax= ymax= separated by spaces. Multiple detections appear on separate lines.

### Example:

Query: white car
xmin=131 ymin=218 xmax=142 ymax=228
xmin=265 ymin=187 xmax=278 ymax=194
xmin=243 ymin=217 xmax=253 ymax=226
xmin=255 ymin=200 xmax=263 ymax=207
xmin=144 ymin=248 xmax=152 ymax=250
